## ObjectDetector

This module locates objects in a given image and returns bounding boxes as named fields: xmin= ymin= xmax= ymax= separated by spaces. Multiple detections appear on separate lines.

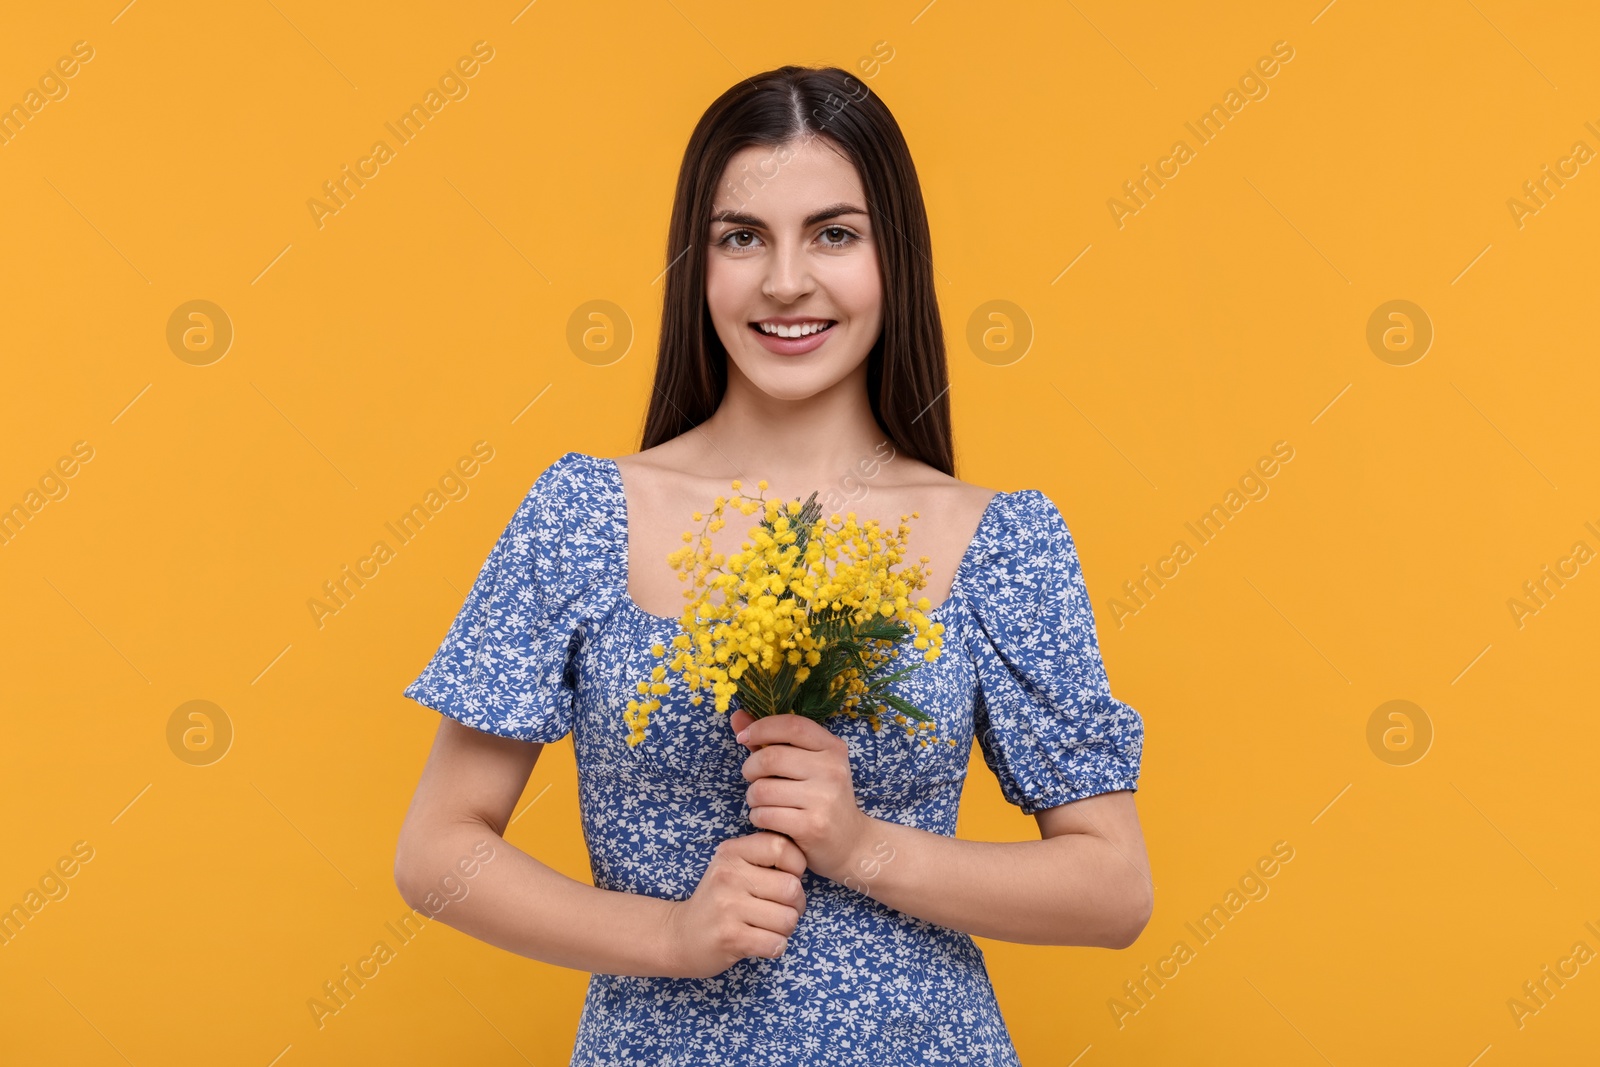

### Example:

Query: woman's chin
xmin=736 ymin=350 xmax=869 ymax=390
xmin=750 ymin=379 xmax=835 ymax=403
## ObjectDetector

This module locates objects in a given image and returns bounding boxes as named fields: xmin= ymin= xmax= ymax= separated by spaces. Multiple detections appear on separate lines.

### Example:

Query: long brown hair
xmin=641 ymin=65 xmax=954 ymax=475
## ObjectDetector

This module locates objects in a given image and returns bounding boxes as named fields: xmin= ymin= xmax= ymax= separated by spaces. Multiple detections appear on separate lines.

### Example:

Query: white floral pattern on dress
xmin=403 ymin=451 xmax=1144 ymax=1065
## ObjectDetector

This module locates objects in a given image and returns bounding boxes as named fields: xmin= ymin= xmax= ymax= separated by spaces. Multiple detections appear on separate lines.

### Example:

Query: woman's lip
xmin=748 ymin=321 xmax=836 ymax=356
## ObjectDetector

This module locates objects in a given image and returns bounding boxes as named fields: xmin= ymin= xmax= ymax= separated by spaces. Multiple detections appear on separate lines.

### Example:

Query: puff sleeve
xmin=962 ymin=490 xmax=1144 ymax=814
xmin=401 ymin=452 xmax=613 ymax=742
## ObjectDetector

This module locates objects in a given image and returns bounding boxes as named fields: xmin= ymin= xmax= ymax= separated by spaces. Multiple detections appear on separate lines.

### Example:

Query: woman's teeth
xmin=755 ymin=321 xmax=833 ymax=338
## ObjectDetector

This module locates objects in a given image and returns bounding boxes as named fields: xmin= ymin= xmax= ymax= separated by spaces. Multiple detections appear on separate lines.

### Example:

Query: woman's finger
xmin=747 ymin=775 xmax=811 ymax=810
xmin=737 ymin=713 xmax=838 ymax=753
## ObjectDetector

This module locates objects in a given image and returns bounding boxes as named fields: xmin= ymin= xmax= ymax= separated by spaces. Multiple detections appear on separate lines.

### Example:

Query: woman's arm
xmin=844 ymin=791 xmax=1153 ymax=948
xmin=734 ymin=713 xmax=1153 ymax=948
xmin=392 ymin=718 xmax=678 ymax=977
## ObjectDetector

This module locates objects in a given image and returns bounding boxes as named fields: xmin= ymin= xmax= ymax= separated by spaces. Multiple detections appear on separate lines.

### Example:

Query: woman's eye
xmin=716 ymin=226 xmax=860 ymax=250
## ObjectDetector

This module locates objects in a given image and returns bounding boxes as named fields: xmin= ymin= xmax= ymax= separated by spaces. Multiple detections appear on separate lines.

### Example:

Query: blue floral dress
xmin=402 ymin=451 xmax=1144 ymax=1065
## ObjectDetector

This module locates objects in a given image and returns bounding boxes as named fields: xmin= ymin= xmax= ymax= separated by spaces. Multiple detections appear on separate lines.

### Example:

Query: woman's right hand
xmin=661 ymin=830 xmax=808 ymax=978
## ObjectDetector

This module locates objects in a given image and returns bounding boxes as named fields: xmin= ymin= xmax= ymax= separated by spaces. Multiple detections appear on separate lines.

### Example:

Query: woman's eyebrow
xmin=709 ymin=202 xmax=869 ymax=228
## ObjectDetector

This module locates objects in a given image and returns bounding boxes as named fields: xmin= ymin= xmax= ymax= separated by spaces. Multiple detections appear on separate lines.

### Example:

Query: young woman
xmin=394 ymin=65 xmax=1150 ymax=1064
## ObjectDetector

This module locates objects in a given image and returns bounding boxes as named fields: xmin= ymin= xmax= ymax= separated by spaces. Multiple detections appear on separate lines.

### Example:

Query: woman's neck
xmin=690 ymin=367 xmax=891 ymax=486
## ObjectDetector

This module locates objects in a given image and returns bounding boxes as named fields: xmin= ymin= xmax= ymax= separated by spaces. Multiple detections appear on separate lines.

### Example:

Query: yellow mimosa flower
xmin=625 ymin=477 xmax=950 ymax=750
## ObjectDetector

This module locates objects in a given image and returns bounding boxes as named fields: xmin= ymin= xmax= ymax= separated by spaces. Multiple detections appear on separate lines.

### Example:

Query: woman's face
xmin=704 ymin=136 xmax=883 ymax=401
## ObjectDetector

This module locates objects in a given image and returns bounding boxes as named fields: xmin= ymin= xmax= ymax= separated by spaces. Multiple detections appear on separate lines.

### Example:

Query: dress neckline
xmin=599 ymin=455 xmax=1002 ymax=627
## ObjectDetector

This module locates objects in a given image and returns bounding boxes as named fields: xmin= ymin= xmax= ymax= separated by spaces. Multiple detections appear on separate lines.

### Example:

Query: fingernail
xmin=736 ymin=729 xmax=750 ymax=745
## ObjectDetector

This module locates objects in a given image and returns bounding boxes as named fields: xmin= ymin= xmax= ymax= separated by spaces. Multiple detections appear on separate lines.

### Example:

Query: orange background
xmin=3 ymin=1 xmax=1597 ymax=1063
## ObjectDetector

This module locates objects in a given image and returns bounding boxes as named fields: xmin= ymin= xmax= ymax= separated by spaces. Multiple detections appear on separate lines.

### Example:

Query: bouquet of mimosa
xmin=624 ymin=477 xmax=955 ymax=751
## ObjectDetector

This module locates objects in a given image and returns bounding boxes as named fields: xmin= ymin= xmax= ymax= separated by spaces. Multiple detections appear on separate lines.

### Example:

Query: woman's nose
xmin=761 ymin=241 xmax=814 ymax=301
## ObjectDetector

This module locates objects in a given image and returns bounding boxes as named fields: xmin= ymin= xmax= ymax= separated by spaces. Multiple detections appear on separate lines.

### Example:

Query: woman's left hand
xmin=729 ymin=710 xmax=875 ymax=886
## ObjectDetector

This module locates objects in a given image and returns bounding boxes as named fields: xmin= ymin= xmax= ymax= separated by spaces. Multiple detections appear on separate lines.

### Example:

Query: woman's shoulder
xmin=851 ymin=452 xmax=1006 ymax=519
xmin=607 ymin=442 xmax=756 ymax=522
xmin=511 ymin=451 xmax=626 ymax=562
xmin=955 ymin=483 xmax=1078 ymax=603
xmin=606 ymin=438 xmax=699 ymax=478
xmin=926 ymin=459 xmax=1058 ymax=543
xmin=536 ymin=449 xmax=615 ymax=484
xmin=519 ymin=450 xmax=631 ymax=515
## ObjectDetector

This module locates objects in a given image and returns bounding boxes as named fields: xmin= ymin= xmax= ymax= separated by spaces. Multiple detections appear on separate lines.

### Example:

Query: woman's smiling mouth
xmin=748 ymin=318 xmax=837 ymax=355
